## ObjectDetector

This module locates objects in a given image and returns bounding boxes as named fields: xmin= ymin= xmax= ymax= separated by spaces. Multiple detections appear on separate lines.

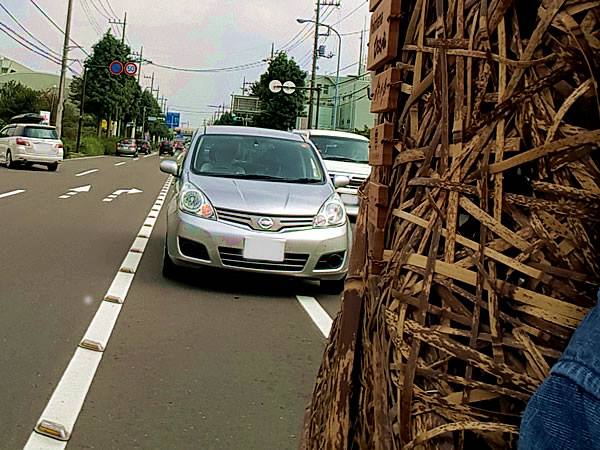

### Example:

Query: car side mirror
xmin=160 ymin=159 xmax=179 ymax=177
xmin=333 ymin=175 xmax=350 ymax=188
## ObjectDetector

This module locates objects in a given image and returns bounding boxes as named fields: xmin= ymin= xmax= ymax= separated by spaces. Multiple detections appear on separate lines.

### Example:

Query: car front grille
xmin=215 ymin=208 xmax=314 ymax=232
xmin=218 ymin=247 xmax=309 ymax=272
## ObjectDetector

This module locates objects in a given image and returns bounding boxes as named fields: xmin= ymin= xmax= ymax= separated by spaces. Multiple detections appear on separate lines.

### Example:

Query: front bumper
xmin=166 ymin=201 xmax=351 ymax=281
xmin=117 ymin=147 xmax=137 ymax=155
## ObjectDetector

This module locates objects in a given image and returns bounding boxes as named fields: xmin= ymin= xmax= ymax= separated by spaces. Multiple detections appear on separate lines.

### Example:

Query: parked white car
xmin=296 ymin=130 xmax=371 ymax=217
xmin=0 ymin=123 xmax=64 ymax=171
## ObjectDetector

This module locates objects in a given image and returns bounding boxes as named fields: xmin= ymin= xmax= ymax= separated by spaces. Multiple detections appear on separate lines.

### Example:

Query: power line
xmin=332 ymin=0 xmax=368 ymax=26
xmin=145 ymin=59 xmax=267 ymax=74
xmin=0 ymin=1 xmax=61 ymax=58
xmin=88 ymin=0 xmax=114 ymax=20
xmin=79 ymin=0 xmax=103 ymax=35
xmin=28 ymin=0 xmax=90 ymax=57
xmin=103 ymin=0 xmax=118 ymax=17
xmin=0 ymin=22 xmax=60 ymax=65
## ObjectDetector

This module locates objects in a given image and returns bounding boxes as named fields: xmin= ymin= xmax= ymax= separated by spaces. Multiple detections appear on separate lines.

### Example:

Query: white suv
xmin=296 ymin=130 xmax=371 ymax=217
xmin=0 ymin=123 xmax=64 ymax=171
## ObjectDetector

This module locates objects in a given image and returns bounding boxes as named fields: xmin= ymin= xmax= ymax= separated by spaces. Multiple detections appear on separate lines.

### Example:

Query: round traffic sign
xmin=124 ymin=62 xmax=138 ymax=76
xmin=283 ymin=81 xmax=296 ymax=95
xmin=269 ymin=80 xmax=283 ymax=94
xmin=109 ymin=60 xmax=123 ymax=75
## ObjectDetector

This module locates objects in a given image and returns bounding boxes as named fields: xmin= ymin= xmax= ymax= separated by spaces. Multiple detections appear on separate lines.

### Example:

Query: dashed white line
xmin=75 ymin=169 xmax=99 ymax=177
xmin=114 ymin=162 xmax=126 ymax=167
xmin=296 ymin=296 xmax=333 ymax=338
xmin=0 ymin=189 xmax=25 ymax=199
xmin=24 ymin=177 xmax=173 ymax=449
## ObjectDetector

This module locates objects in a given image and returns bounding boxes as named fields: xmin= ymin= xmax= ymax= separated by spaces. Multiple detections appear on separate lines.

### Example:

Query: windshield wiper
xmin=281 ymin=178 xmax=323 ymax=184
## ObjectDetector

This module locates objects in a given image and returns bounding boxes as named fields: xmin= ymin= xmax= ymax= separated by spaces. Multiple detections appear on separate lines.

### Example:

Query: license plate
xmin=341 ymin=194 xmax=359 ymax=206
xmin=243 ymin=237 xmax=285 ymax=262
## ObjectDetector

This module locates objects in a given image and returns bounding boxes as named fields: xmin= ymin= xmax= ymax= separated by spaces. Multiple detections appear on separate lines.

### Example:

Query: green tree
xmin=214 ymin=112 xmax=236 ymax=125
xmin=69 ymin=32 xmax=139 ymax=135
xmin=251 ymin=53 xmax=307 ymax=131
xmin=0 ymin=81 xmax=40 ymax=123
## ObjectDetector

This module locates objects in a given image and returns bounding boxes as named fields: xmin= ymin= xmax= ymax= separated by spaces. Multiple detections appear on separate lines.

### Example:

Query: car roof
xmin=6 ymin=123 xmax=56 ymax=129
xmin=303 ymin=129 xmax=369 ymax=141
xmin=204 ymin=126 xmax=304 ymax=142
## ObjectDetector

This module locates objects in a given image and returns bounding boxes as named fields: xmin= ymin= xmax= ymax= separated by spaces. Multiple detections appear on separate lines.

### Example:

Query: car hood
xmin=324 ymin=160 xmax=371 ymax=177
xmin=188 ymin=174 xmax=334 ymax=216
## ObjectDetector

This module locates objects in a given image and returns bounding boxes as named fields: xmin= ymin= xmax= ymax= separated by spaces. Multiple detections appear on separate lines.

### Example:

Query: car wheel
xmin=5 ymin=150 xmax=13 ymax=168
xmin=320 ymin=278 xmax=345 ymax=294
xmin=134 ymin=152 xmax=139 ymax=158
xmin=47 ymin=163 xmax=58 ymax=172
xmin=163 ymin=243 xmax=178 ymax=279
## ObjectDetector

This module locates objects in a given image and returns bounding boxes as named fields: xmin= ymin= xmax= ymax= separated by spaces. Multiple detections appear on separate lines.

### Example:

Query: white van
xmin=0 ymin=123 xmax=64 ymax=171
xmin=297 ymin=130 xmax=371 ymax=217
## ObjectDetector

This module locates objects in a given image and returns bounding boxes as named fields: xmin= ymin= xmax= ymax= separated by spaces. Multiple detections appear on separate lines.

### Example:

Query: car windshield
xmin=23 ymin=127 xmax=58 ymax=140
xmin=192 ymin=134 xmax=325 ymax=183
xmin=309 ymin=135 xmax=369 ymax=164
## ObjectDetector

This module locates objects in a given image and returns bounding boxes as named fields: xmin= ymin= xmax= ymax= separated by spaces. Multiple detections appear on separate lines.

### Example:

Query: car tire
xmin=47 ymin=163 xmax=58 ymax=172
xmin=163 ymin=243 xmax=178 ymax=279
xmin=320 ymin=278 xmax=345 ymax=294
xmin=134 ymin=152 xmax=139 ymax=158
xmin=5 ymin=150 xmax=13 ymax=169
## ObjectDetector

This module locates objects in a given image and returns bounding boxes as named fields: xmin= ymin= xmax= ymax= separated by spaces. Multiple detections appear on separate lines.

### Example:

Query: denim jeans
xmin=519 ymin=290 xmax=600 ymax=450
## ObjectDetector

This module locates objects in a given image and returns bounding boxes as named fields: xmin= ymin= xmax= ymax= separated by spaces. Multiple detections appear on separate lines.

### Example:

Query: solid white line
xmin=119 ymin=251 xmax=143 ymax=274
xmin=114 ymin=162 xmax=126 ymax=167
xmin=130 ymin=237 xmax=149 ymax=253
xmin=0 ymin=189 xmax=25 ymax=199
xmin=75 ymin=169 xmax=98 ymax=177
xmin=79 ymin=302 xmax=122 ymax=352
xmin=104 ymin=272 xmax=135 ymax=304
xmin=24 ymin=432 xmax=67 ymax=449
xmin=296 ymin=296 xmax=333 ymax=338
xmin=28 ymin=348 xmax=102 ymax=443
xmin=24 ymin=177 xmax=173 ymax=448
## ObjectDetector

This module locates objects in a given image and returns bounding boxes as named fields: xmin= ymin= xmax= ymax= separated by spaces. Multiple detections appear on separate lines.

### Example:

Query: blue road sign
xmin=109 ymin=60 xmax=124 ymax=75
xmin=166 ymin=112 xmax=181 ymax=129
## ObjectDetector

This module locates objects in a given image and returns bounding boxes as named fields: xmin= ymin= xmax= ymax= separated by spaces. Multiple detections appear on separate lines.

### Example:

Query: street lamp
xmin=297 ymin=18 xmax=342 ymax=130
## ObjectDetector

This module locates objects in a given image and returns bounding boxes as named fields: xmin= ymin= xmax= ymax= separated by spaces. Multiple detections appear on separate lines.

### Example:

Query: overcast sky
xmin=1 ymin=0 xmax=369 ymax=127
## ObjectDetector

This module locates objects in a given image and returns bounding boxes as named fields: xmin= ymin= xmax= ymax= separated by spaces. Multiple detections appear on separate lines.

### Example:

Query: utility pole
xmin=307 ymin=0 xmax=321 ymax=130
xmin=109 ymin=13 xmax=127 ymax=46
xmin=75 ymin=65 xmax=88 ymax=153
xmin=145 ymin=72 xmax=155 ymax=94
xmin=271 ymin=43 xmax=275 ymax=60
xmin=56 ymin=0 xmax=74 ymax=138
xmin=358 ymin=18 xmax=366 ymax=77
xmin=137 ymin=46 xmax=143 ymax=83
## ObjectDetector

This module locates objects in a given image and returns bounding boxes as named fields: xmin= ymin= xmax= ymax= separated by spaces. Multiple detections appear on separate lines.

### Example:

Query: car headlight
xmin=179 ymin=183 xmax=216 ymax=220
xmin=314 ymin=193 xmax=346 ymax=228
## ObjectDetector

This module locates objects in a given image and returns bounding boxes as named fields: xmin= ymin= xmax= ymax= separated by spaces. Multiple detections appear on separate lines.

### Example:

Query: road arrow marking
xmin=102 ymin=188 xmax=143 ymax=203
xmin=75 ymin=169 xmax=99 ymax=177
xmin=0 ymin=189 xmax=25 ymax=199
xmin=59 ymin=185 xmax=91 ymax=199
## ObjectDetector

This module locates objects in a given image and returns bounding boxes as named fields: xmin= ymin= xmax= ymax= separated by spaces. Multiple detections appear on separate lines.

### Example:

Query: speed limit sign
xmin=124 ymin=62 xmax=138 ymax=76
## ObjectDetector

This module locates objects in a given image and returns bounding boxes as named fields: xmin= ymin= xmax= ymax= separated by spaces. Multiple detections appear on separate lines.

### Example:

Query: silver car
xmin=160 ymin=126 xmax=352 ymax=293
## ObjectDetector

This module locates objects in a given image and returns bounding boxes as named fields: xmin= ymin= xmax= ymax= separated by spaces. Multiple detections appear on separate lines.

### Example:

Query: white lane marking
xmin=0 ymin=189 xmax=25 ymax=199
xmin=133 ymin=158 xmax=139 ymax=161
xmin=24 ymin=432 xmax=66 ymax=449
xmin=24 ymin=177 xmax=173 ymax=448
xmin=58 ymin=185 xmax=92 ymax=199
xmin=62 ymin=155 xmax=106 ymax=162
xmin=119 ymin=251 xmax=143 ymax=274
xmin=143 ymin=154 xmax=152 ymax=158
xmin=80 ymin=302 xmax=122 ymax=352
xmin=104 ymin=272 xmax=135 ymax=304
xmin=296 ymin=296 xmax=333 ymax=338
xmin=114 ymin=162 xmax=126 ymax=167
xmin=102 ymin=188 xmax=143 ymax=203
xmin=75 ymin=169 xmax=98 ymax=177
xmin=28 ymin=348 xmax=103 ymax=442
xmin=130 ymin=237 xmax=149 ymax=253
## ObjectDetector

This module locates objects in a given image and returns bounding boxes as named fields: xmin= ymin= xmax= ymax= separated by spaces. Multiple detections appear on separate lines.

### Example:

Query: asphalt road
xmin=0 ymin=155 xmax=342 ymax=449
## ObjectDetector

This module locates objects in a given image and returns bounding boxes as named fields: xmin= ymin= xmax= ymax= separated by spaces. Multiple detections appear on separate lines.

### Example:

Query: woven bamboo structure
xmin=302 ymin=1 xmax=600 ymax=449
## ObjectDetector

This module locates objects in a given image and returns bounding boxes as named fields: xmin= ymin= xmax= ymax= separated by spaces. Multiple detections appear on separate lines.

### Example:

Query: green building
xmin=0 ymin=55 xmax=70 ymax=92
xmin=298 ymin=73 xmax=374 ymax=132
